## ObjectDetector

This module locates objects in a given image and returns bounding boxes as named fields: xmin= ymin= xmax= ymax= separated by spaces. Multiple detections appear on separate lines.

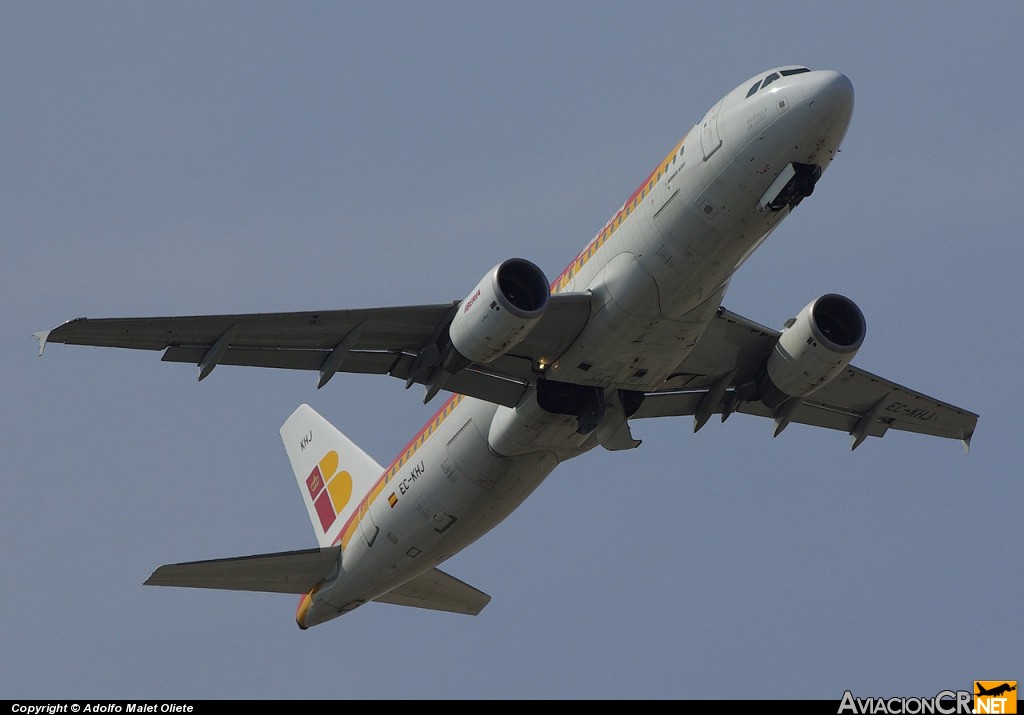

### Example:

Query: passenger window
xmin=762 ymin=72 xmax=780 ymax=88
xmin=746 ymin=80 xmax=762 ymax=98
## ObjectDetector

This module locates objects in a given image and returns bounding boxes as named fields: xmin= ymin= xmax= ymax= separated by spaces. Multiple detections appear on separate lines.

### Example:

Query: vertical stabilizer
xmin=280 ymin=404 xmax=384 ymax=547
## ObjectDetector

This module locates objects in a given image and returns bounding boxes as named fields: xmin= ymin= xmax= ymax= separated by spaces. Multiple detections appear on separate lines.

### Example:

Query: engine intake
xmin=446 ymin=258 xmax=550 ymax=369
xmin=762 ymin=294 xmax=866 ymax=408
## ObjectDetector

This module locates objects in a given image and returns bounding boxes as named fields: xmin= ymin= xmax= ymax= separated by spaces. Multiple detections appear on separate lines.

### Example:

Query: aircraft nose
xmin=803 ymin=70 xmax=854 ymax=120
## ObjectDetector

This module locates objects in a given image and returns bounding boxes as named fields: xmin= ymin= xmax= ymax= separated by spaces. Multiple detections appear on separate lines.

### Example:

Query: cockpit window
xmin=746 ymin=68 xmax=812 ymax=100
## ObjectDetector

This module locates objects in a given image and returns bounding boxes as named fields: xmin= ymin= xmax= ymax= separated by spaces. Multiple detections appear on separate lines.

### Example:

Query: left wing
xmin=37 ymin=294 xmax=593 ymax=407
xmin=633 ymin=307 xmax=978 ymax=451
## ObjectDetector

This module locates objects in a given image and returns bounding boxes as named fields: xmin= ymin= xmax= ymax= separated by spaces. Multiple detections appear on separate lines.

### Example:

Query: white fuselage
xmin=299 ymin=67 xmax=855 ymax=627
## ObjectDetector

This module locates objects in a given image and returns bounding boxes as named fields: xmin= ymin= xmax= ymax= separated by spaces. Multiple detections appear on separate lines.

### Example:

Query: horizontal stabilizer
xmin=145 ymin=546 xmax=340 ymax=594
xmin=374 ymin=567 xmax=491 ymax=616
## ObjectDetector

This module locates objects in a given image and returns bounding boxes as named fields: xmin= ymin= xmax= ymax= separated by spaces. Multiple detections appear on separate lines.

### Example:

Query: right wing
xmin=37 ymin=294 xmax=593 ymax=407
xmin=633 ymin=307 xmax=978 ymax=451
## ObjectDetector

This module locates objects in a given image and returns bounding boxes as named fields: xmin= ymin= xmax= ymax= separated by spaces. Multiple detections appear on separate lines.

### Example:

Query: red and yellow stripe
xmin=332 ymin=393 xmax=466 ymax=551
xmin=550 ymin=134 xmax=687 ymax=293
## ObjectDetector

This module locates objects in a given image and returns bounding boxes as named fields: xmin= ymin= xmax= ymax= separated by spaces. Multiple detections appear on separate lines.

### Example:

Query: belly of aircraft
xmin=304 ymin=76 xmax=856 ymax=626
xmin=301 ymin=401 xmax=562 ymax=625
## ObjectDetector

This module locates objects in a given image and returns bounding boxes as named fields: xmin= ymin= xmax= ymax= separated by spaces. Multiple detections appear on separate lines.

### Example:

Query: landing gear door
xmin=700 ymin=99 xmax=723 ymax=161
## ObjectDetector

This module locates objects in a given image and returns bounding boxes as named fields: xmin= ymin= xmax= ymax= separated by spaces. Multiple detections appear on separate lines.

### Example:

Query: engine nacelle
xmin=447 ymin=258 xmax=550 ymax=368
xmin=762 ymin=294 xmax=866 ymax=408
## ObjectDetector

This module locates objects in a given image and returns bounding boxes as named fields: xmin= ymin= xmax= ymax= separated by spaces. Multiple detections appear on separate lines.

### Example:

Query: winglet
xmin=961 ymin=431 xmax=973 ymax=455
xmin=33 ymin=330 xmax=51 ymax=357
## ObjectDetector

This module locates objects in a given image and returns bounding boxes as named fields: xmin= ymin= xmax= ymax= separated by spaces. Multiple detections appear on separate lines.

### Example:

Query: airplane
xmin=976 ymin=683 xmax=1017 ymax=698
xmin=36 ymin=66 xmax=979 ymax=629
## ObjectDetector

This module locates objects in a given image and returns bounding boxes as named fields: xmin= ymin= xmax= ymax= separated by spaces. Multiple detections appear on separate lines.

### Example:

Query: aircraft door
xmin=700 ymin=99 xmax=723 ymax=160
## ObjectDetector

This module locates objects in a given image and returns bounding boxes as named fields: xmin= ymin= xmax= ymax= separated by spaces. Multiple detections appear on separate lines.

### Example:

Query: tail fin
xmin=280 ymin=404 xmax=383 ymax=547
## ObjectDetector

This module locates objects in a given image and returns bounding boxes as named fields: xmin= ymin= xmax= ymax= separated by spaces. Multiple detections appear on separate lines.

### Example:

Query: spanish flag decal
xmin=388 ymin=492 xmax=398 ymax=508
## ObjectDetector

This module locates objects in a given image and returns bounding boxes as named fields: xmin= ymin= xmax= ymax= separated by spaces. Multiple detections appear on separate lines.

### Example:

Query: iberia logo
xmin=304 ymin=450 xmax=352 ymax=531
xmin=975 ymin=681 xmax=1017 ymax=714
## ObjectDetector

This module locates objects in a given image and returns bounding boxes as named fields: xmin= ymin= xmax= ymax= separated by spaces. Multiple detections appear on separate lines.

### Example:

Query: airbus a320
xmin=38 ymin=66 xmax=978 ymax=629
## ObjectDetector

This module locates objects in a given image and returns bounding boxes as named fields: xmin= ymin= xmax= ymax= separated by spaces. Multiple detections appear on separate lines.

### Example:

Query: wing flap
xmin=638 ymin=390 xmax=903 ymax=436
xmin=635 ymin=379 xmax=975 ymax=443
xmin=373 ymin=567 xmax=491 ymax=616
xmin=144 ymin=546 xmax=340 ymax=594
xmin=161 ymin=345 xmax=404 ymax=373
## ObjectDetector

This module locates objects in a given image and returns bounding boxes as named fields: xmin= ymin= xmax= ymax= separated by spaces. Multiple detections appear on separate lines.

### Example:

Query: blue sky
xmin=3 ymin=2 xmax=1021 ymax=699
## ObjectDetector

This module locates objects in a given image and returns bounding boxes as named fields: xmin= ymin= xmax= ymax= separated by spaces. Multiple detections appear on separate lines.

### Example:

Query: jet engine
xmin=761 ymin=294 xmax=865 ymax=408
xmin=445 ymin=258 xmax=550 ymax=370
